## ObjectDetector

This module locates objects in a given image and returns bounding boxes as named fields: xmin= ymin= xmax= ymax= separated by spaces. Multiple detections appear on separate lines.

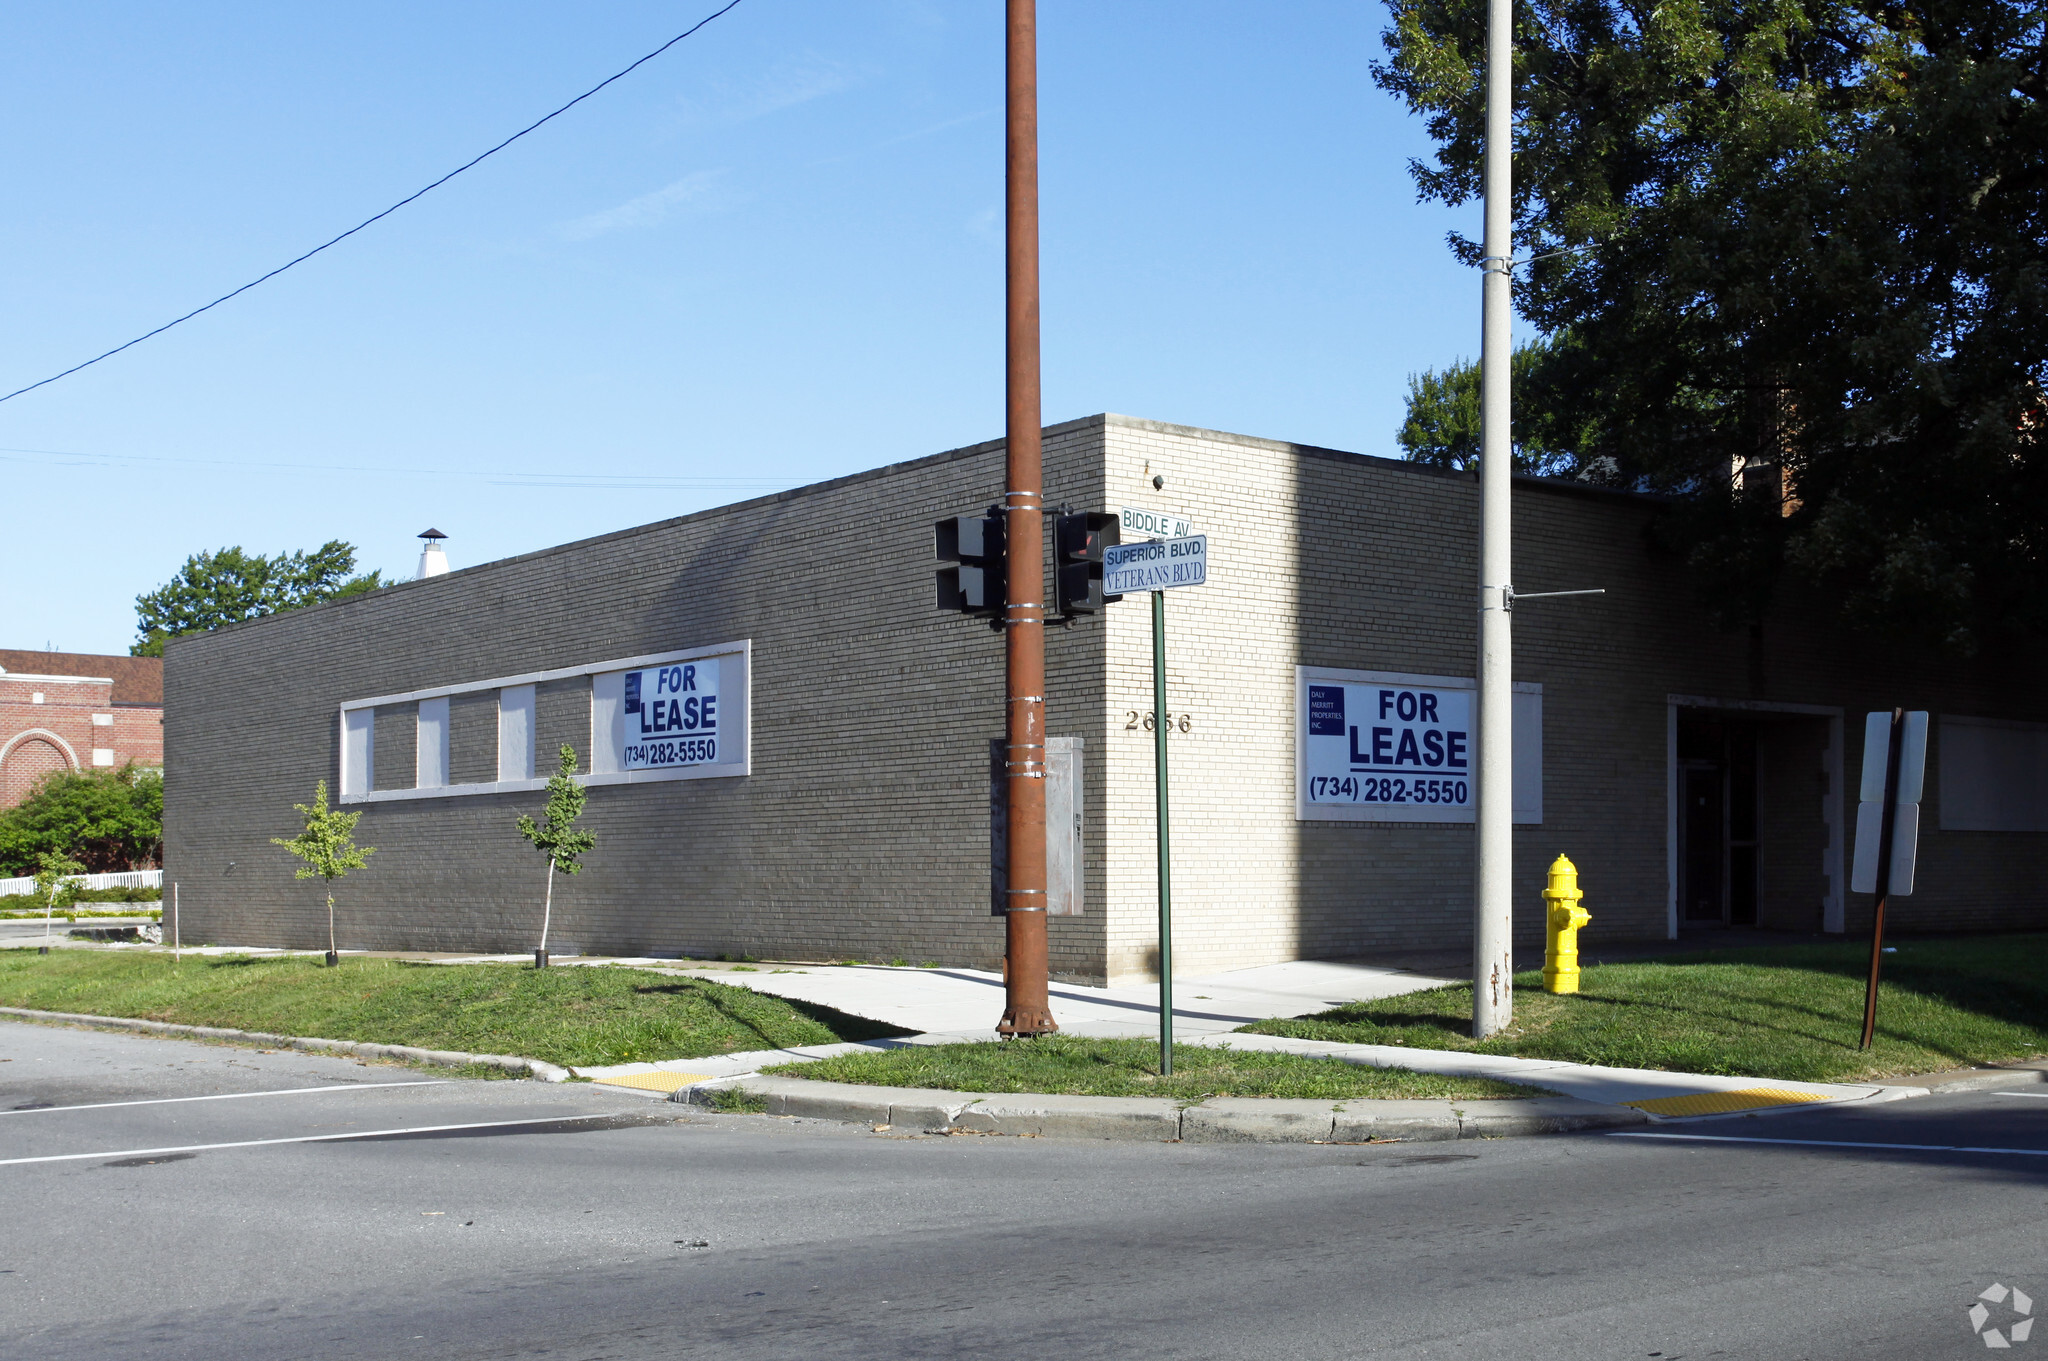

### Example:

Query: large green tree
xmin=0 ymin=765 xmax=162 ymax=875
xmin=132 ymin=541 xmax=385 ymax=656
xmin=1398 ymin=334 xmax=1587 ymax=476
xmin=1379 ymin=0 xmax=2048 ymax=646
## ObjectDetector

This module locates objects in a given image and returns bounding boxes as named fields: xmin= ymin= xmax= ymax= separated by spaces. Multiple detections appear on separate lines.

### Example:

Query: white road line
xmin=0 ymin=1081 xmax=447 ymax=1116
xmin=0 ymin=1112 xmax=626 ymax=1167
xmin=1995 ymin=1091 xmax=2048 ymax=1099
xmin=1609 ymin=1132 xmax=2048 ymax=1157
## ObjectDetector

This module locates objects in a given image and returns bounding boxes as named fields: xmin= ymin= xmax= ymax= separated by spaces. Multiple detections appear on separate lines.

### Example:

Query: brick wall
xmin=1091 ymin=417 xmax=2048 ymax=979
xmin=0 ymin=670 xmax=163 ymax=809
xmin=165 ymin=421 xmax=1109 ymax=977
xmin=163 ymin=414 xmax=2048 ymax=983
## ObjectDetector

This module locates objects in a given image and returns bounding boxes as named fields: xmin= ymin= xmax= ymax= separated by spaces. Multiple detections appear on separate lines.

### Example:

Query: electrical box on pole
xmin=934 ymin=511 xmax=1006 ymax=618
xmin=1053 ymin=510 xmax=1122 ymax=617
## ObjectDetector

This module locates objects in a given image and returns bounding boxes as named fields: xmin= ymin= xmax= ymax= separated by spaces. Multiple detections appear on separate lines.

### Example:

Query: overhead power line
xmin=0 ymin=0 xmax=747 ymax=406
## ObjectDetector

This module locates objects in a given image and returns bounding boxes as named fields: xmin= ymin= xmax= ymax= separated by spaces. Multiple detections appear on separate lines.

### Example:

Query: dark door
xmin=1678 ymin=713 xmax=1763 ymax=927
xmin=1682 ymin=764 xmax=1725 ymax=923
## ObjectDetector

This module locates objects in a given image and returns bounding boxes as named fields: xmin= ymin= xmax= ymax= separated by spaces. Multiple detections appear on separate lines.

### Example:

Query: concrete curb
xmin=1877 ymin=1063 xmax=2048 ymax=1095
xmin=673 ymin=1075 xmax=1650 ymax=1142
xmin=0 ymin=1006 xmax=572 ymax=1082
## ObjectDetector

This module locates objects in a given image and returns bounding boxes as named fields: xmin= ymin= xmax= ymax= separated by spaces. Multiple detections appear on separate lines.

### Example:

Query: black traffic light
xmin=935 ymin=509 xmax=1006 ymax=617
xmin=1054 ymin=509 xmax=1122 ymax=616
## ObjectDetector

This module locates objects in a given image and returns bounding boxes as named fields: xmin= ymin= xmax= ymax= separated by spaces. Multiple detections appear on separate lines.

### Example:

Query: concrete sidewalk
xmin=567 ymin=958 xmax=1916 ymax=1123
xmin=640 ymin=958 xmax=1458 ymax=1040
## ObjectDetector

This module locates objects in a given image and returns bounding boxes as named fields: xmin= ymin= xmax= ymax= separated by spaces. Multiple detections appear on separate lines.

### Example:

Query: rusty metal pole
xmin=997 ymin=0 xmax=1056 ymax=1037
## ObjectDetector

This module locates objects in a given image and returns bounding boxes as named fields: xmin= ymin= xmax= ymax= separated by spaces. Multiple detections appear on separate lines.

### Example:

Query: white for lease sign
xmin=617 ymin=658 xmax=721 ymax=770
xmin=590 ymin=647 xmax=748 ymax=779
xmin=1295 ymin=666 xmax=1542 ymax=824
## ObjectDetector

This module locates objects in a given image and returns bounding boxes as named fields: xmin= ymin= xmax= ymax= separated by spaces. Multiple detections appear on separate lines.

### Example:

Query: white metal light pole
xmin=1473 ymin=0 xmax=1516 ymax=1038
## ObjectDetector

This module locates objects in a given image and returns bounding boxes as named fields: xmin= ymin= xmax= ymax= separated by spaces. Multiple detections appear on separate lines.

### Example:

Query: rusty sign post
xmin=996 ymin=0 xmax=1055 ymax=1038
xmin=1852 ymin=709 xmax=1928 ymax=1051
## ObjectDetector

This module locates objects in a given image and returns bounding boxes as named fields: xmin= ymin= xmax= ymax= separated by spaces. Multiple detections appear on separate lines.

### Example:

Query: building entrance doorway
xmin=1679 ymin=714 xmax=1760 ymax=926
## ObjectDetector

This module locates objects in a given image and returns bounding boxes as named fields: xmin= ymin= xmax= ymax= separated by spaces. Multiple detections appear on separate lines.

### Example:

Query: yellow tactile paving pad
xmin=591 ymin=1071 xmax=712 ymax=1093
xmin=1623 ymin=1087 xmax=1840 ymax=1117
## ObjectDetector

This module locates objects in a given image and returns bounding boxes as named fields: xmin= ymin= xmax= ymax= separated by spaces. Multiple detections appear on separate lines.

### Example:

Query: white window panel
xmin=416 ymin=696 xmax=450 ymax=789
xmin=498 ymin=685 xmax=536 ymax=782
xmin=341 ymin=709 xmax=374 ymax=796
xmin=91 ymin=749 xmax=115 ymax=767
xmin=1940 ymin=715 xmax=2048 ymax=831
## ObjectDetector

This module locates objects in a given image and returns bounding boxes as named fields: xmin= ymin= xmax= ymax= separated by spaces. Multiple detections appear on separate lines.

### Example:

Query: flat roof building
xmin=163 ymin=415 xmax=2048 ymax=981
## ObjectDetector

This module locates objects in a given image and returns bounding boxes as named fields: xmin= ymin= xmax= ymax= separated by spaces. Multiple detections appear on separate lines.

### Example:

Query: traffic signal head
xmin=935 ymin=510 xmax=1006 ymax=616
xmin=1053 ymin=510 xmax=1122 ymax=616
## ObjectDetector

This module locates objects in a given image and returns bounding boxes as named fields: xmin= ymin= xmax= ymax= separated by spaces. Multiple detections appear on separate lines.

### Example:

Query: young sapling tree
xmin=32 ymin=851 xmax=85 ymax=953
xmin=516 ymin=744 xmax=597 ymax=968
xmin=271 ymin=780 xmax=375 ymax=966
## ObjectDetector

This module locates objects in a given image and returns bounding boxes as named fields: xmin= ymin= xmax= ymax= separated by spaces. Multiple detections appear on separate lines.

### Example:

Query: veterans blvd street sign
xmin=1103 ymin=535 xmax=1208 ymax=595
xmin=1119 ymin=506 xmax=1194 ymax=541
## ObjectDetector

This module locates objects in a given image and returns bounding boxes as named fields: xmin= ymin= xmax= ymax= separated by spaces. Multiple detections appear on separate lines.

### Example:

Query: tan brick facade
xmin=163 ymin=416 xmax=2048 ymax=980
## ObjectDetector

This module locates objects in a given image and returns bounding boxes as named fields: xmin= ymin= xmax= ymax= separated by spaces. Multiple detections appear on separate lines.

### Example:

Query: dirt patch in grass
xmin=765 ymin=1035 xmax=1542 ymax=1100
xmin=1243 ymin=935 xmax=2048 ymax=1083
xmin=0 ymin=949 xmax=907 ymax=1069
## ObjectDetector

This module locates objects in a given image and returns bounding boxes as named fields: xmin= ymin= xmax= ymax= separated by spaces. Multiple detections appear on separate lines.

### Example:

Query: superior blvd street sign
xmin=1104 ymin=535 xmax=1208 ymax=595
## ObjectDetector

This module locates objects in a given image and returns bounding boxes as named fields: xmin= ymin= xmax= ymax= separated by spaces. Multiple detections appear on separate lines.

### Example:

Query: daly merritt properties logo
xmin=1971 ymin=1283 xmax=2035 ymax=1348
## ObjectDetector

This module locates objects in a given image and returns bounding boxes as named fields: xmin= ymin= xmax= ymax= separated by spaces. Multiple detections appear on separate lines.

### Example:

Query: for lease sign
xmin=1304 ymin=680 xmax=1472 ymax=812
xmin=1296 ymin=666 xmax=1543 ymax=824
xmin=620 ymin=659 xmax=720 ymax=771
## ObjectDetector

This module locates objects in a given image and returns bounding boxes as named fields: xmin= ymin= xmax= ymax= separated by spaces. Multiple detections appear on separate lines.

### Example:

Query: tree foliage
xmin=132 ymin=541 xmax=385 ymax=656
xmin=1378 ymin=0 xmax=2048 ymax=646
xmin=0 ymin=765 xmax=162 ymax=875
xmin=1398 ymin=334 xmax=1588 ymax=476
xmin=517 ymin=745 xmax=597 ymax=875
xmin=32 ymin=851 xmax=88 ymax=915
xmin=271 ymin=781 xmax=374 ymax=885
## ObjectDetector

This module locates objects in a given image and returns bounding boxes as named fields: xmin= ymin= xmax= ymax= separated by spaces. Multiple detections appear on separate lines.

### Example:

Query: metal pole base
xmin=324 ymin=951 xmax=339 ymax=968
xmin=996 ymin=1007 xmax=1057 ymax=1037
xmin=534 ymin=949 xmax=549 ymax=970
xmin=38 ymin=946 xmax=49 ymax=955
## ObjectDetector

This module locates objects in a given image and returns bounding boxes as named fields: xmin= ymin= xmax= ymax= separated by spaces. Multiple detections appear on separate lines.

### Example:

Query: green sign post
xmin=1105 ymin=534 xmax=1210 ymax=1075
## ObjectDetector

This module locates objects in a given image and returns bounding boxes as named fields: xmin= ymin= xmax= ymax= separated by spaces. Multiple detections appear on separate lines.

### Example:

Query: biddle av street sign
xmin=1104 ymin=535 xmax=1208 ymax=596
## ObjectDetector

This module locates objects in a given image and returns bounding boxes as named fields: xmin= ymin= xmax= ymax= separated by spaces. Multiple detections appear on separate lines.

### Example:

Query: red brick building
xmin=0 ymin=650 xmax=163 ymax=808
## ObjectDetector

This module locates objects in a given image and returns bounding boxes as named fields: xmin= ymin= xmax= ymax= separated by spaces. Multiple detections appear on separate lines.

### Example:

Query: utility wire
xmin=0 ymin=0 xmax=747 ymax=406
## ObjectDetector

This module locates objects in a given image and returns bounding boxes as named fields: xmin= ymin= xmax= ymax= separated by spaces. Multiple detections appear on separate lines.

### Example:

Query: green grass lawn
xmin=1242 ymin=935 xmax=2048 ymax=1084
xmin=765 ymin=1035 xmax=1542 ymax=1101
xmin=0 ymin=949 xmax=906 ymax=1068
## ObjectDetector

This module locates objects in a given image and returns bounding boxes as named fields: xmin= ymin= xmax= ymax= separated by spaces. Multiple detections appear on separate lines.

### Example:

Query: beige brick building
xmin=163 ymin=416 xmax=2048 ymax=981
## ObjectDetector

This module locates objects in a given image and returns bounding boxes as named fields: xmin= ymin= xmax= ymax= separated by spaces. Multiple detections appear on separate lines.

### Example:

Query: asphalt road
xmin=4 ymin=1021 xmax=2046 ymax=1361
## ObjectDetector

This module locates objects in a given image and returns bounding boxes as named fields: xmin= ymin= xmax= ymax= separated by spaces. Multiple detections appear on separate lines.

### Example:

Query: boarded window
xmin=1938 ymin=716 xmax=2048 ymax=831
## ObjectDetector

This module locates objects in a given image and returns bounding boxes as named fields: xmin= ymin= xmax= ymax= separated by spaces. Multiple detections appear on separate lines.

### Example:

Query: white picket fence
xmin=0 ymin=868 xmax=162 ymax=897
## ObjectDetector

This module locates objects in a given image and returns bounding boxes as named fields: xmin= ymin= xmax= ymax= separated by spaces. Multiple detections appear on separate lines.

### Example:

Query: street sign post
xmin=1851 ymin=709 xmax=1928 ymax=1049
xmin=1103 ymin=530 xmax=1211 ymax=1076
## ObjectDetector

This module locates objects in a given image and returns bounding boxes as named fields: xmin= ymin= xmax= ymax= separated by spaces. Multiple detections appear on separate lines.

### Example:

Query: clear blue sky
xmin=1 ymin=1 xmax=1480 ymax=657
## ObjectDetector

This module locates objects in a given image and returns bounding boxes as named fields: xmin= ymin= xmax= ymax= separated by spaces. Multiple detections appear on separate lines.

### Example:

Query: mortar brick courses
xmin=165 ymin=414 xmax=2048 ymax=984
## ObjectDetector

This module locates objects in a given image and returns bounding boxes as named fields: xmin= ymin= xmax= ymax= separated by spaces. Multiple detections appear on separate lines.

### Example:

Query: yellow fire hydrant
xmin=1542 ymin=854 xmax=1590 ymax=995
